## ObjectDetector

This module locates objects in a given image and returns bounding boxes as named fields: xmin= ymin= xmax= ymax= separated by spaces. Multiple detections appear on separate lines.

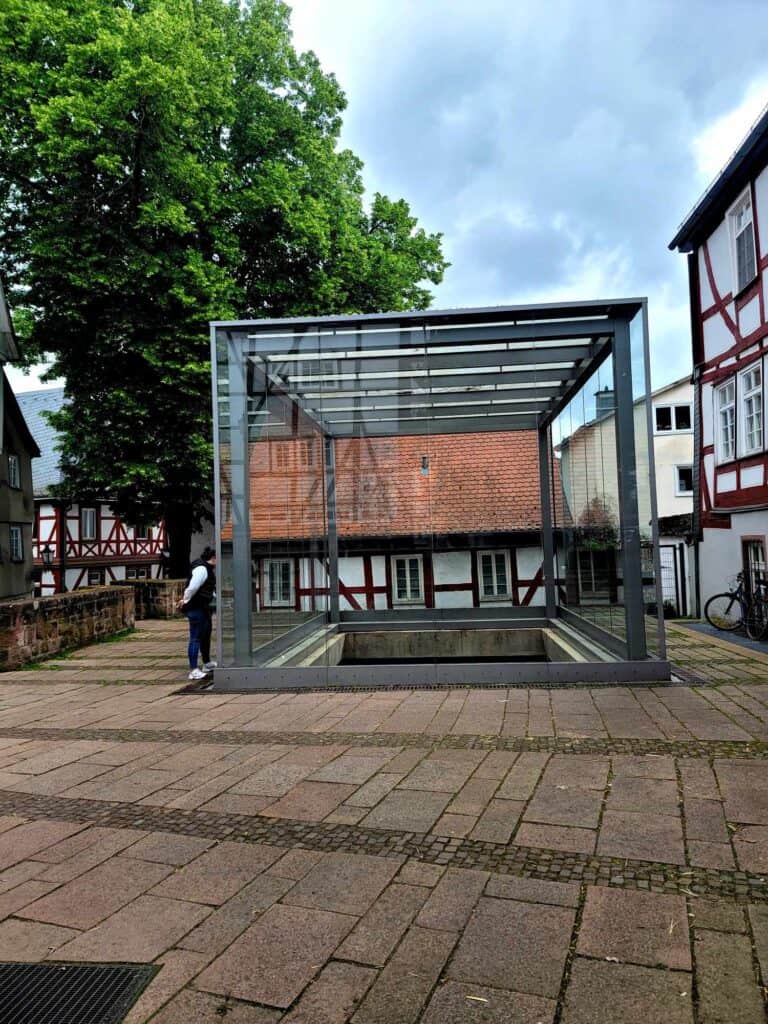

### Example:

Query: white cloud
xmin=692 ymin=75 xmax=768 ymax=182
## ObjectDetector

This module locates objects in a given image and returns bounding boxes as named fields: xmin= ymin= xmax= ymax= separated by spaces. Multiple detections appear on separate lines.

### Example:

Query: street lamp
xmin=40 ymin=544 xmax=54 ymax=569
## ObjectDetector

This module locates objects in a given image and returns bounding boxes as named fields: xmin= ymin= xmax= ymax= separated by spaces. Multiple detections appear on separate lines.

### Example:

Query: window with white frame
xmin=7 ymin=454 xmax=20 ymax=489
xmin=9 ymin=525 xmax=22 ymax=562
xmin=479 ymin=550 xmax=511 ymax=599
xmin=728 ymin=189 xmax=757 ymax=294
xmin=264 ymin=558 xmax=293 ymax=606
xmin=126 ymin=565 xmax=150 ymax=580
xmin=675 ymin=465 xmax=694 ymax=496
xmin=654 ymin=404 xmax=692 ymax=433
xmin=392 ymin=555 xmax=423 ymax=603
xmin=81 ymin=507 xmax=97 ymax=541
xmin=716 ymin=380 xmax=736 ymax=463
xmin=739 ymin=363 xmax=763 ymax=455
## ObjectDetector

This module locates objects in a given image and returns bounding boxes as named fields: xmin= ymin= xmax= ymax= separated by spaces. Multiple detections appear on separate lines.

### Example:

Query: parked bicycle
xmin=704 ymin=572 xmax=748 ymax=632
xmin=745 ymin=574 xmax=768 ymax=641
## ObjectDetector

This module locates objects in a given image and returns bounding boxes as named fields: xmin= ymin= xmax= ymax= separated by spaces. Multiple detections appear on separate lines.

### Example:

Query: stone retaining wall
xmin=0 ymin=586 xmax=135 ymax=670
xmin=111 ymin=578 xmax=185 ymax=619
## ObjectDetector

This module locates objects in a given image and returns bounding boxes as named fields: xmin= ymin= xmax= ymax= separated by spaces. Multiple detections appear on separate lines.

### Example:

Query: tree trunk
xmin=164 ymin=504 xmax=194 ymax=580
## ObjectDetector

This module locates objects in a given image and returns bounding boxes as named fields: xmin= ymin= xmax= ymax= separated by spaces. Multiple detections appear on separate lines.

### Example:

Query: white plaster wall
xmin=755 ymin=167 xmax=768 ymax=259
xmin=516 ymin=546 xmax=543 ymax=582
xmin=340 ymin=557 xmax=365 ymax=589
xmin=433 ymin=552 xmax=473 ymax=609
xmin=652 ymin=382 xmax=694 ymax=519
xmin=706 ymin=220 xmax=733 ymax=298
xmin=700 ymin=509 xmax=768 ymax=607
xmin=739 ymin=294 xmax=761 ymax=336
xmin=717 ymin=471 xmax=738 ymax=493
xmin=742 ymin=465 xmax=764 ymax=488
xmin=703 ymin=313 xmax=735 ymax=362
xmin=371 ymin=555 xmax=388 ymax=610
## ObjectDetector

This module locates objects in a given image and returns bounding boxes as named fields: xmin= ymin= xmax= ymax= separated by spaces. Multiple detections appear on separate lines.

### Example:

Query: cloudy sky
xmin=10 ymin=0 xmax=768 ymax=394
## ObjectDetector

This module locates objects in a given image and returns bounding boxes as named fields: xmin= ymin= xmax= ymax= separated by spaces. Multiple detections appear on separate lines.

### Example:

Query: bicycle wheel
xmin=704 ymin=592 xmax=743 ymax=631
xmin=745 ymin=600 xmax=768 ymax=641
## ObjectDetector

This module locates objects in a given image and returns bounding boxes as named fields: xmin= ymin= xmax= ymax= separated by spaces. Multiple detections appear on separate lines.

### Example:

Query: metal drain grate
xmin=0 ymin=962 xmax=159 ymax=1023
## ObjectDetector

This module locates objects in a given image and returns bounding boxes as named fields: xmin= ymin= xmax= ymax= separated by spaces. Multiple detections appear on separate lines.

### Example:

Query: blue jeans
xmin=185 ymin=608 xmax=212 ymax=669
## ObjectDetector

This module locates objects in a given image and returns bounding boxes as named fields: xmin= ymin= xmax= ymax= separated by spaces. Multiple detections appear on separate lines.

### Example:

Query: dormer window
xmin=728 ymin=189 xmax=757 ymax=294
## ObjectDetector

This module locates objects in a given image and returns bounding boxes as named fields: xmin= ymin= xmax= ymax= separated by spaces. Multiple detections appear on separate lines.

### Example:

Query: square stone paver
xmin=195 ymin=904 xmax=354 ymax=1008
xmin=523 ymin=785 xmax=602 ymax=828
xmin=561 ymin=959 xmax=693 ymax=1024
xmin=485 ymin=875 xmax=579 ymax=908
xmin=309 ymin=755 xmax=391 ymax=785
xmin=0 ymin=919 xmax=78 ymax=960
xmin=261 ymin=782 xmax=356 ymax=822
xmin=151 ymin=842 xmax=284 ymax=905
xmin=732 ymin=825 xmax=768 ymax=872
xmin=282 ymin=851 xmax=401 ymax=917
xmin=597 ymin=811 xmax=686 ymax=864
xmin=607 ymin=776 xmax=679 ymax=814
xmin=51 ymin=894 xmax=210 ymax=962
xmin=360 ymin=790 xmax=451 ymax=833
xmin=470 ymin=798 xmax=524 ymax=843
xmin=577 ymin=887 xmax=691 ymax=969
xmin=229 ymin=763 xmax=312 ymax=797
xmin=421 ymin=981 xmax=556 ymax=1024
xmin=515 ymin=822 xmax=596 ymax=854
xmin=18 ymin=856 xmax=172 ymax=929
xmin=695 ymin=930 xmax=766 ymax=1023
xmin=151 ymin=990 xmax=280 ymax=1023
xmin=0 ymin=819 xmax=85 ymax=870
xmin=448 ymin=896 xmax=574 ymax=997
xmin=124 ymin=832 xmax=216 ymax=866
xmin=351 ymin=925 xmax=457 ymax=1024
xmin=283 ymin=961 xmax=376 ymax=1023
xmin=336 ymin=883 xmax=427 ymax=966
xmin=397 ymin=760 xmax=475 ymax=793
xmin=178 ymin=873 xmax=295 ymax=956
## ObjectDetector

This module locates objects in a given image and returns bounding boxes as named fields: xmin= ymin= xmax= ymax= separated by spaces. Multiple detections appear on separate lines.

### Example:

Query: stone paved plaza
xmin=0 ymin=621 xmax=766 ymax=1021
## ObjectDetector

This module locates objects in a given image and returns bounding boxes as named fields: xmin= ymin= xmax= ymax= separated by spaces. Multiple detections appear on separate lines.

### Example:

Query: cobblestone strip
xmin=0 ymin=726 xmax=766 ymax=759
xmin=0 ymin=787 xmax=765 ymax=903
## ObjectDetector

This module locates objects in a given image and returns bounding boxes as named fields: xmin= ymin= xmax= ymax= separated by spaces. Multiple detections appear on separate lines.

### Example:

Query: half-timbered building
xmin=0 ymin=278 xmax=39 ymax=599
xmin=18 ymin=388 xmax=166 ymax=595
xmin=670 ymin=106 xmax=768 ymax=609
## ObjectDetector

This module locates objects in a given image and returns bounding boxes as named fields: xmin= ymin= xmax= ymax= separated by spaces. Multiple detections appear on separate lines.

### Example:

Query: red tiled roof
xmin=222 ymin=431 xmax=544 ymax=541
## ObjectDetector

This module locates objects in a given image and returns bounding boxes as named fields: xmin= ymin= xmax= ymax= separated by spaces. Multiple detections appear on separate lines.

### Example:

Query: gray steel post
xmin=211 ymin=325 xmax=224 ymax=665
xmin=228 ymin=337 xmax=253 ymax=663
xmin=612 ymin=320 xmax=647 ymax=660
xmin=538 ymin=424 xmax=557 ymax=618
xmin=325 ymin=436 xmax=340 ymax=623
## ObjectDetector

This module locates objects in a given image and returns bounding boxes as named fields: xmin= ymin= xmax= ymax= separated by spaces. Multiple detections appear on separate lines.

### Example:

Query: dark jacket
xmin=183 ymin=558 xmax=216 ymax=612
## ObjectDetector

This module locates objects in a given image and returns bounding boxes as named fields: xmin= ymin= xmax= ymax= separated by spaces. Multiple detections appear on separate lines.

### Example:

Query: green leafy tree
xmin=0 ymin=0 xmax=446 ymax=575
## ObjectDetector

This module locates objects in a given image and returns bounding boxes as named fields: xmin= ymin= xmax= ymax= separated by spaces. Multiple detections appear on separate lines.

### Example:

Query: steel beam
xmin=287 ymin=367 xmax=575 ymax=396
xmin=325 ymin=437 xmax=340 ymax=623
xmin=325 ymin=414 xmax=542 ymax=437
xmin=612 ymin=321 xmax=647 ymax=660
xmin=268 ymin=344 xmax=592 ymax=377
xmin=240 ymin=319 xmax=617 ymax=355
xmin=538 ymin=424 xmax=557 ymax=618
xmin=227 ymin=338 xmax=254 ymax=664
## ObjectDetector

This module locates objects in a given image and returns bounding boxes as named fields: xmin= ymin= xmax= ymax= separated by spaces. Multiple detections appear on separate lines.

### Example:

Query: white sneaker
xmin=203 ymin=661 xmax=217 ymax=671
xmin=188 ymin=668 xmax=207 ymax=681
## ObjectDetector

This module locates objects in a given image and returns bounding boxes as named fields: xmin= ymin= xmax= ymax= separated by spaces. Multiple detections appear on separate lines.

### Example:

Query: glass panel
xmin=551 ymin=350 xmax=625 ymax=644
xmin=409 ymin=558 xmax=421 ymax=599
xmin=481 ymin=554 xmax=494 ymax=596
xmin=674 ymin=405 xmax=691 ymax=430
xmin=629 ymin=305 xmax=664 ymax=658
xmin=495 ymin=553 xmax=508 ymax=595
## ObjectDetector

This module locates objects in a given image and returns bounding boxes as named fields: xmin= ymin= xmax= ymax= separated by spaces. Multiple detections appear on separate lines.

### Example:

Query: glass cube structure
xmin=211 ymin=299 xmax=669 ymax=689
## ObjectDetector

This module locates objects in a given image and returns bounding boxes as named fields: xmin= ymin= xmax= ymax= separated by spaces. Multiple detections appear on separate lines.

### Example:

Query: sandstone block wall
xmin=0 ymin=586 xmax=135 ymax=670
